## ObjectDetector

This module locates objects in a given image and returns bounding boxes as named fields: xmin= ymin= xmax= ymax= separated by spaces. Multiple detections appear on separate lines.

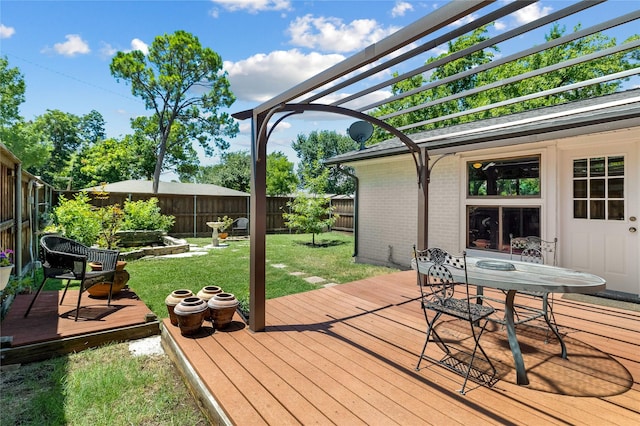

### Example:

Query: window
xmin=573 ymin=156 xmax=624 ymax=220
xmin=466 ymin=155 xmax=541 ymax=252
xmin=467 ymin=206 xmax=540 ymax=251
xmin=468 ymin=156 xmax=540 ymax=197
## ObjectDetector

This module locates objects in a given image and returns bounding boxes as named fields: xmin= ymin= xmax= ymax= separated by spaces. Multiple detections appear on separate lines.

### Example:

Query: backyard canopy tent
xmin=232 ymin=0 xmax=640 ymax=331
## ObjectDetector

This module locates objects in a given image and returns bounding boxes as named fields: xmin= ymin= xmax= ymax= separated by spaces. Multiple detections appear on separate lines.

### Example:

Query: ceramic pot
xmin=196 ymin=286 xmax=223 ymax=320
xmin=165 ymin=289 xmax=194 ymax=326
xmin=174 ymin=297 xmax=208 ymax=336
xmin=90 ymin=260 xmax=127 ymax=271
xmin=87 ymin=263 xmax=130 ymax=297
xmin=0 ymin=265 xmax=13 ymax=291
xmin=208 ymin=292 xmax=239 ymax=330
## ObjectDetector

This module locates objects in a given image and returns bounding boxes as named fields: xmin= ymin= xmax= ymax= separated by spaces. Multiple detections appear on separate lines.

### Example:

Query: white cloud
xmin=99 ymin=38 xmax=148 ymax=58
xmin=224 ymin=49 xmax=345 ymax=102
xmin=0 ymin=24 xmax=15 ymax=38
xmin=494 ymin=20 xmax=506 ymax=31
xmin=448 ymin=13 xmax=478 ymax=28
xmin=130 ymin=38 xmax=149 ymax=55
xmin=99 ymin=42 xmax=117 ymax=58
xmin=287 ymin=14 xmax=399 ymax=53
xmin=391 ymin=1 xmax=414 ymax=18
xmin=512 ymin=3 xmax=553 ymax=25
xmin=210 ymin=0 xmax=291 ymax=14
xmin=45 ymin=34 xmax=90 ymax=57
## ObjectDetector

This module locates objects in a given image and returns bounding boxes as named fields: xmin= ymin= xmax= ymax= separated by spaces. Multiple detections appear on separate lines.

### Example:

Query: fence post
xmin=14 ymin=163 xmax=23 ymax=276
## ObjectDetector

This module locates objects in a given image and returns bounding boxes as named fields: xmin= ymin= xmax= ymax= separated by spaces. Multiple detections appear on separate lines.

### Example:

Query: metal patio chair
xmin=510 ymin=234 xmax=560 ymax=341
xmin=24 ymin=235 xmax=120 ymax=321
xmin=414 ymin=246 xmax=497 ymax=394
xmin=231 ymin=217 xmax=249 ymax=237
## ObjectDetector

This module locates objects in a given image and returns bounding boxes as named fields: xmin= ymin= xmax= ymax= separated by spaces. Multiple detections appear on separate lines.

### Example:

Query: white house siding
xmin=349 ymin=127 xmax=639 ymax=295
xmin=428 ymin=155 xmax=462 ymax=254
xmin=353 ymin=156 xmax=418 ymax=268
xmin=352 ymin=154 xmax=461 ymax=269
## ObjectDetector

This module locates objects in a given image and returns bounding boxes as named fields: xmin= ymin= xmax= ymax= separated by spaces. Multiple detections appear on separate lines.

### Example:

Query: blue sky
xmin=1 ymin=0 xmax=638 ymax=180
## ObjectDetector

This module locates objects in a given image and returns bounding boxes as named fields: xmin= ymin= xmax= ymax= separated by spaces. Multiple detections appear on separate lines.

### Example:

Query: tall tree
xmin=2 ymin=121 xmax=51 ymax=172
xmin=371 ymin=25 xmax=498 ymax=140
xmin=30 ymin=109 xmax=82 ymax=187
xmin=291 ymin=130 xmax=358 ymax=195
xmin=129 ymin=115 xmax=200 ymax=181
xmin=197 ymin=150 xmax=298 ymax=195
xmin=0 ymin=56 xmax=25 ymax=129
xmin=0 ymin=57 xmax=52 ymax=171
xmin=110 ymin=30 xmax=238 ymax=193
xmin=474 ymin=24 xmax=640 ymax=115
xmin=372 ymin=24 xmax=638 ymax=140
xmin=198 ymin=151 xmax=251 ymax=192
xmin=79 ymin=109 xmax=106 ymax=145
xmin=266 ymin=152 xmax=298 ymax=196
xmin=69 ymin=137 xmax=139 ymax=188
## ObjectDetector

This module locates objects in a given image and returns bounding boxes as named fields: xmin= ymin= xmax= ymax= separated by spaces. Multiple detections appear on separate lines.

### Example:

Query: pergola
xmin=232 ymin=0 xmax=640 ymax=331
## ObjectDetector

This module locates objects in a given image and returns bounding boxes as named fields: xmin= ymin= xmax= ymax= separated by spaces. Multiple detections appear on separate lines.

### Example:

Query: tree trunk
xmin=153 ymin=129 xmax=170 ymax=193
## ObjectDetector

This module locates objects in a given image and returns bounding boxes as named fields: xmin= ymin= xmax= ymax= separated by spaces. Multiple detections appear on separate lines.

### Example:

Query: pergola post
xmin=249 ymin=112 xmax=267 ymax=332
xmin=417 ymin=146 xmax=429 ymax=251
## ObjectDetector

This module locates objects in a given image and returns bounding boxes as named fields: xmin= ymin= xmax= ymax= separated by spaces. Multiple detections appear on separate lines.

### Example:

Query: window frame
xmin=467 ymin=154 xmax=541 ymax=199
xmin=464 ymin=153 xmax=544 ymax=252
xmin=572 ymin=155 xmax=625 ymax=221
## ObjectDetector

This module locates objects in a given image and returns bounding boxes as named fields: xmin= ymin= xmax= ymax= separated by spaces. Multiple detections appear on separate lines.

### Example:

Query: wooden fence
xmin=56 ymin=192 xmax=354 ymax=237
xmin=1 ymin=144 xmax=52 ymax=280
xmin=1 ymin=143 xmax=353 ymax=279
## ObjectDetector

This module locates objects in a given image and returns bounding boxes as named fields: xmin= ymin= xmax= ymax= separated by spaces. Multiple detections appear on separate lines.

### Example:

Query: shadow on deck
xmin=162 ymin=270 xmax=640 ymax=425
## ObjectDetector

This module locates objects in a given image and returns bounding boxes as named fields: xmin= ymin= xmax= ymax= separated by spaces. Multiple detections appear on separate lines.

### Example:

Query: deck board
xmin=1 ymin=289 xmax=160 ymax=364
xmin=162 ymin=270 xmax=639 ymax=425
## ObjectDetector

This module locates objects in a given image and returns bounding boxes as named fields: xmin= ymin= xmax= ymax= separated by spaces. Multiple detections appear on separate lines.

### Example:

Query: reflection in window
xmin=468 ymin=156 xmax=540 ymax=197
xmin=467 ymin=206 xmax=540 ymax=251
xmin=573 ymin=156 xmax=624 ymax=220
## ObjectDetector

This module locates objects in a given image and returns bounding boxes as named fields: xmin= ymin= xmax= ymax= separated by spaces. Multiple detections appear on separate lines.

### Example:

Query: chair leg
xmin=75 ymin=286 xmax=84 ymax=321
xmin=24 ymin=277 xmax=49 ymax=317
xmin=460 ymin=319 xmax=496 ymax=395
xmin=60 ymin=279 xmax=72 ymax=305
xmin=107 ymin=280 xmax=114 ymax=306
xmin=416 ymin=311 xmax=442 ymax=370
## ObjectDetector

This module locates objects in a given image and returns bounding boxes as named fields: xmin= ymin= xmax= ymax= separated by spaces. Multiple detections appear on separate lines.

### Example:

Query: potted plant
xmin=216 ymin=216 xmax=234 ymax=240
xmin=0 ymin=248 xmax=14 ymax=291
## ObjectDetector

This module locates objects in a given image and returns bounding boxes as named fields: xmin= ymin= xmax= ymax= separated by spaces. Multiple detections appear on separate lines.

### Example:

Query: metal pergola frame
xmin=231 ymin=0 xmax=640 ymax=331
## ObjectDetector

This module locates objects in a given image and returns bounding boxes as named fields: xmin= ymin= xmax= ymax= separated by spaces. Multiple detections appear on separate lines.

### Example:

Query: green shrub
xmin=52 ymin=193 xmax=101 ymax=246
xmin=121 ymin=198 xmax=175 ymax=232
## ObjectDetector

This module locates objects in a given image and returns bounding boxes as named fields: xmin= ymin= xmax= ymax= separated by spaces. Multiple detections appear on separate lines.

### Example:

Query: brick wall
xmin=353 ymin=154 xmax=460 ymax=268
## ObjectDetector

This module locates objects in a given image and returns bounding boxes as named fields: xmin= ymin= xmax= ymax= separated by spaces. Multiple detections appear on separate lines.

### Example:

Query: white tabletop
xmin=415 ymin=257 xmax=606 ymax=294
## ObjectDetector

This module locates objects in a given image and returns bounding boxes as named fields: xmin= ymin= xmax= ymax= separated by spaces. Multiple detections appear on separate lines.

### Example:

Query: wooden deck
xmin=1 ymin=289 xmax=160 ymax=365
xmin=162 ymin=270 xmax=640 ymax=425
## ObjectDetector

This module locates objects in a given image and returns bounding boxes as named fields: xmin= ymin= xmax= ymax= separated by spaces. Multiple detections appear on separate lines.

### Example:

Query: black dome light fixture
xmin=348 ymin=120 xmax=374 ymax=151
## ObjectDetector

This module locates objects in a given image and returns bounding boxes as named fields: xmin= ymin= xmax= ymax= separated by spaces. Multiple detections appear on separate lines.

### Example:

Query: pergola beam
xmin=230 ymin=0 xmax=639 ymax=332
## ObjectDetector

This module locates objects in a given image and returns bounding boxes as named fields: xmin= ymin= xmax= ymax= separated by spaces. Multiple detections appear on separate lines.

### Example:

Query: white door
xmin=559 ymin=137 xmax=639 ymax=296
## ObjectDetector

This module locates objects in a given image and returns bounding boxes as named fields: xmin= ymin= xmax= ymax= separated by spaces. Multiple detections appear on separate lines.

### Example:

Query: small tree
xmin=96 ymin=204 xmax=124 ymax=249
xmin=283 ymin=167 xmax=337 ymax=246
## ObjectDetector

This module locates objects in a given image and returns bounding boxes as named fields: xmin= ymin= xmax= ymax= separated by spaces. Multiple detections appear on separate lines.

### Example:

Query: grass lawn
xmin=1 ymin=232 xmax=398 ymax=424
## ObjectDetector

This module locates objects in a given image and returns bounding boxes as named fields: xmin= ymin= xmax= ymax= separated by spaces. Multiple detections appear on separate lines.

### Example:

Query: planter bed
xmin=120 ymin=236 xmax=190 ymax=260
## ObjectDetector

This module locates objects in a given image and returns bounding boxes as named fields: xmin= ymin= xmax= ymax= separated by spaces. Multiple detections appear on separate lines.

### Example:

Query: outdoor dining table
xmin=415 ymin=256 xmax=606 ymax=385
